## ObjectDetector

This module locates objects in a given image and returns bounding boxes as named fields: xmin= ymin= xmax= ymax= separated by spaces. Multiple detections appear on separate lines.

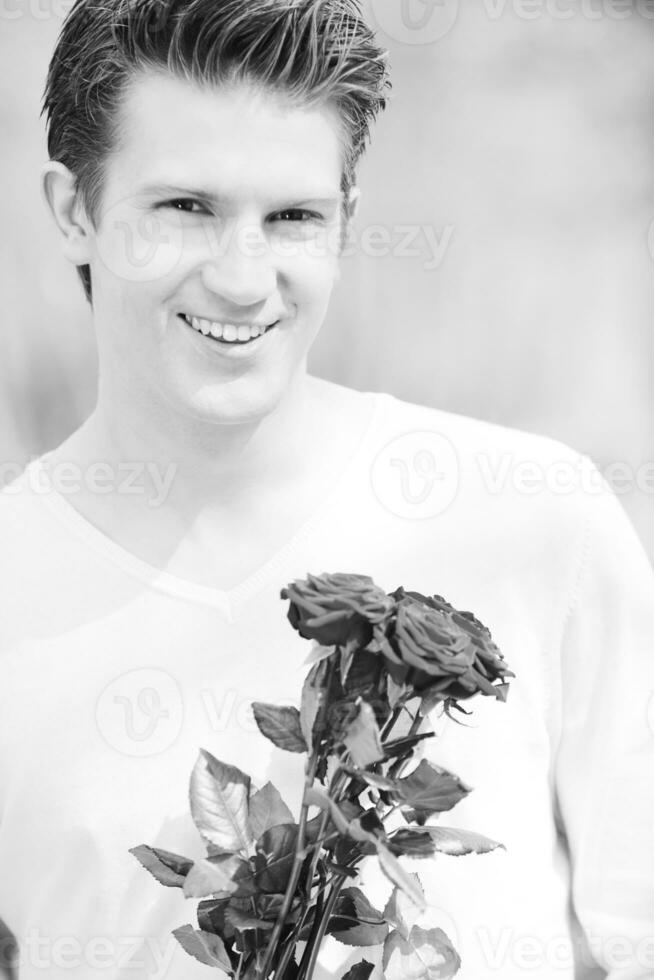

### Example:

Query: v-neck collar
xmin=26 ymin=390 xmax=386 ymax=621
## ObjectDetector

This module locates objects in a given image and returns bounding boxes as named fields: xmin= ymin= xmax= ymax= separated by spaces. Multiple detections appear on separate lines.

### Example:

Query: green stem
xmin=256 ymin=754 xmax=316 ymax=980
xmin=284 ymin=759 xmax=362 ymax=980
xmin=274 ymin=764 xmax=348 ymax=978
xmin=406 ymin=709 xmax=423 ymax=738
xmin=260 ymin=682 xmax=424 ymax=978
xmin=272 ymin=863 xmax=332 ymax=980
xmin=272 ymin=936 xmax=298 ymax=980
xmin=299 ymin=763 xmax=348 ymax=898
xmin=257 ymin=658 xmax=336 ymax=979
xmin=287 ymin=863 xmax=326 ymax=980
xmin=297 ymin=874 xmax=348 ymax=980
xmin=388 ymin=708 xmax=425 ymax=779
xmin=380 ymin=704 xmax=404 ymax=739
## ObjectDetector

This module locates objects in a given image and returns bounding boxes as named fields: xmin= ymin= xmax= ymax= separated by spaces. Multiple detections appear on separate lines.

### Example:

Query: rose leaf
xmin=300 ymin=660 xmax=329 ymax=751
xmin=387 ymin=674 xmax=408 ymax=710
xmin=172 ymin=924 xmax=233 ymax=972
xmin=223 ymin=906 xmax=274 ymax=933
xmin=189 ymin=749 xmax=251 ymax=853
xmin=343 ymin=700 xmax=385 ymax=767
xmin=375 ymin=842 xmax=427 ymax=910
xmin=128 ymin=844 xmax=193 ymax=888
xmin=341 ymin=961 xmax=375 ymax=980
xmin=340 ymin=765 xmax=400 ymax=794
xmin=383 ymin=878 xmax=425 ymax=941
xmin=387 ymin=828 xmax=437 ymax=858
xmin=251 ymin=703 xmax=307 ymax=754
xmin=382 ymin=732 xmax=435 ymax=760
xmin=328 ymin=887 xmax=388 ymax=946
xmin=254 ymin=823 xmax=299 ymax=893
xmin=414 ymin=826 xmax=505 ymax=856
xmin=396 ymin=760 xmax=471 ymax=816
xmin=197 ymin=897 xmax=230 ymax=935
xmin=342 ymin=650 xmax=384 ymax=699
xmin=182 ymin=855 xmax=244 ymax=899
xmin=248 ymin=781 xmax=295 ymax=841
xmin=304 ymin=641 xmax=338 ymax=667
xmin=382 ymin=925 xmax=461 ymax=980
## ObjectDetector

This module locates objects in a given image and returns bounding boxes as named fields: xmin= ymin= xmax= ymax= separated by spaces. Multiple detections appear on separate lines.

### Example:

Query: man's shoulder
xmin=373 ymin=392 xmax=607 ymax=579
xmin=372 ymin=390 xmax=604 ymax=539
xmin=375 ymin=390 xmax=585 ymax=469
xmin=0 ymin=455 xmax=77 ymax=574
xmin=0 ymin=457 xmax=50 ymax=521
xmin=0 ymin=458 xmax=67 ymax=649
xmin=1 ymin=456 xmax=51 ymax=539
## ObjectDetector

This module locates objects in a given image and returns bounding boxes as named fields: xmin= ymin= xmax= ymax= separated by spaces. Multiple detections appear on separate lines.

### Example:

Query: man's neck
xmin=60 ymin=370 xmax=329 ymax=514
xmin=45 ymin=374 xmax=372 ymax=587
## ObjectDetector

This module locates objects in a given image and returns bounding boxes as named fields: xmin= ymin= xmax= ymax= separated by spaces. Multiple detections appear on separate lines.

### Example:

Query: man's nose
xmin=199 ymin=222 xmax=277 ymax=306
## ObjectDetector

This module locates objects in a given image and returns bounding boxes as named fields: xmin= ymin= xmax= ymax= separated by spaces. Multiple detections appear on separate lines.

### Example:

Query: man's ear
xmin=334 ymin=185 xmax=360 ymax=280
xmin=345 ymin=185 xmax=361 ymax=223
xmin=40 ymin=161 xmax=93 ymax=266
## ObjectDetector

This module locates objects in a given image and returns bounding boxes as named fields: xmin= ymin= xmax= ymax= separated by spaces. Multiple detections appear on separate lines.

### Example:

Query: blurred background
xmin=0 ymin=0 xmax=653 ymax=562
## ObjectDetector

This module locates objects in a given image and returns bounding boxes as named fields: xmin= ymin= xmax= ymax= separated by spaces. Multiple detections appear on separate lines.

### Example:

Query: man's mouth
xmin=179 ymin=313 xmax=279 ymax=346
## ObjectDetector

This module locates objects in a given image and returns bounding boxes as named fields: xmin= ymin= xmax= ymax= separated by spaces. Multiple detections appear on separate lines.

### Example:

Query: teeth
xmin=185 ymin=314 xmax=271 ymax=343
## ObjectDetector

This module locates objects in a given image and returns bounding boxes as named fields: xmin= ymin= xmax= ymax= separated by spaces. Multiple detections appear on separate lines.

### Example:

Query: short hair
xmin=41 ymin=0 xmax=391 ymax=304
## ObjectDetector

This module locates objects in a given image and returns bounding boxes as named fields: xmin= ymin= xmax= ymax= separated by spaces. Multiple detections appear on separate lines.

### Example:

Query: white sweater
xmin=0 ymin=390 xmax=652 ymax=980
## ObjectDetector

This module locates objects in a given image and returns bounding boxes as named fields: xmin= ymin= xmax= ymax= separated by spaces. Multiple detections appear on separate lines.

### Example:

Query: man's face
xmin=84 ymin=70 xmax=348 ymax=424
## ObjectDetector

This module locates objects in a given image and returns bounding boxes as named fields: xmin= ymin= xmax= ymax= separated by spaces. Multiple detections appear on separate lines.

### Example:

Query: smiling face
xmin=82 ymin=70 xmax=348 ymax=425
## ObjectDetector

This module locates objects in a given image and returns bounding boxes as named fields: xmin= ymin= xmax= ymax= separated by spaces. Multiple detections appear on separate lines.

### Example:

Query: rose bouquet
xmin=130 ymin=573 xmax=514 ymax=980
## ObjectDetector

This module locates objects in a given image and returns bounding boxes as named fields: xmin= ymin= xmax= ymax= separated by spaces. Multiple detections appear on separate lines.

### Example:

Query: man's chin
xmin=148 ymin=354 xmax=308 ymax=429
xmin=168 ymin=385 xmax=285 ymax=429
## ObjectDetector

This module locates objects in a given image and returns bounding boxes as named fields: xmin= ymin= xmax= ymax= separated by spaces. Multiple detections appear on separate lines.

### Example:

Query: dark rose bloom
xmin=370 ymin=587 xmax=514 ymax=704
xmin=281 ymin=573 xmax=395 ymax=648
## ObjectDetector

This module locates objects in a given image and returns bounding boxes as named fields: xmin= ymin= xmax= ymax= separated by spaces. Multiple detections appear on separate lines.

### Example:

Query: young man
xmin=0 ymin=1 xmax=652 ymax=978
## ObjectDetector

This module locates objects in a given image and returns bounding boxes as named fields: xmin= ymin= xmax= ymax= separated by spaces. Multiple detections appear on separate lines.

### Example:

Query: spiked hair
xmin=41 ymin=0 xmax=390 ymax=303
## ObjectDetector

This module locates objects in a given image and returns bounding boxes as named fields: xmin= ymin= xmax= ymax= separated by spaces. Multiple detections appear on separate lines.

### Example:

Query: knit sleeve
xmin=553 ymin=456 xmax=654 ymax=979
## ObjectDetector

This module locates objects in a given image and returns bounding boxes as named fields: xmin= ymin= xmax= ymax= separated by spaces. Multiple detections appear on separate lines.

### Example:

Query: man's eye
xmin=273 ymin=209 xmax=321 ymax=223
xmin=161 ymin=199 xmax=207 ymax=214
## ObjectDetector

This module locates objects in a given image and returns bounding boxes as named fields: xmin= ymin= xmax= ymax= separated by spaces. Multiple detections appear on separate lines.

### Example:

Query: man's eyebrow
xmin=135 ymin=183 xmax=342 ymax=208
xmin=136 ymin=183 xmax=221 ymax=200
